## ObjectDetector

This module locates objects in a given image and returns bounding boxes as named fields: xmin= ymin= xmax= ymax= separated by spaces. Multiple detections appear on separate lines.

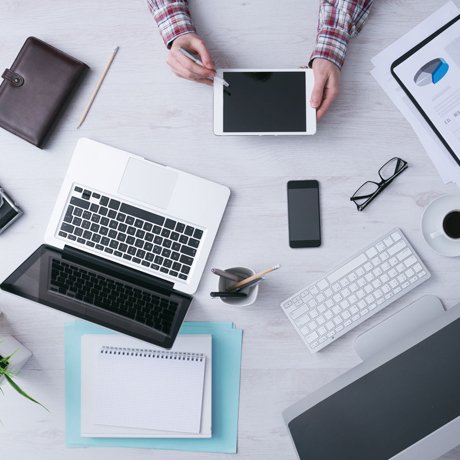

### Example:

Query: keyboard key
xmin=70 ymin=197 xmax=90 ymax=209
xmin=388 ymin=240 xmax=406 ymax=256
xmin=391 ymin=231 xmax=402 ymax=241
xmin=165 ymin=219 xmax=176 ymax=230
xmin=120 ymin=203 xmax=165 ymax=226
xmin=327 ymin=253 xmax=367 ymax=284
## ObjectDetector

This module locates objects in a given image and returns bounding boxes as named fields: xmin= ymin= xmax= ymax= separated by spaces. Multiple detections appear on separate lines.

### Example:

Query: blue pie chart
xmin=414 ymin=58 xmax=449 ymax=86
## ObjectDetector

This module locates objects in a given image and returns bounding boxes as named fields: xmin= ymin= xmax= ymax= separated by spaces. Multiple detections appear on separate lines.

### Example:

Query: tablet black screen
xmin=223 ymin=72 xmax=306 ymax=132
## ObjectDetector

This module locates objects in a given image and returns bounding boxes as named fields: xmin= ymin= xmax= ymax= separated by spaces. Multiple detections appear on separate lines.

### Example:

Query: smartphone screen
xmin=287 ymin=180 xmax=321 ymax=248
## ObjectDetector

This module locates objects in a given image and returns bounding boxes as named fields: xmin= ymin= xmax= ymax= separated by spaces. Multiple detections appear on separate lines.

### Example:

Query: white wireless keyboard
xmin=280 ymin=229 xmax=431 ymax=353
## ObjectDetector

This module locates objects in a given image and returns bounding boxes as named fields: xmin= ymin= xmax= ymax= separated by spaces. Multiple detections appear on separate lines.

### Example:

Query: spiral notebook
xmin=81 ymin=334 xmax=211 ymax=437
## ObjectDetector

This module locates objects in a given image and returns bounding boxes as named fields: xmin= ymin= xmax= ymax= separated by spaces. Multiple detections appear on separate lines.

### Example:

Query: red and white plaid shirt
xmin=145 ymin=0 xmax=373 ymax=70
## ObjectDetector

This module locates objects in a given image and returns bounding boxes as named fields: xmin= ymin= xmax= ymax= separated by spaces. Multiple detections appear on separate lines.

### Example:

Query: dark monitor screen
xmin=288 ymin=317 xmax=460 ymax=459
xmin=223 ymin=71 xmax=307 ymax=133
xmin=0 ymin=245 xmax=191 ymax=348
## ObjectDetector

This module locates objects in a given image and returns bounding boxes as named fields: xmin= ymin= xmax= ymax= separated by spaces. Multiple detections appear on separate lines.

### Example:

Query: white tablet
xmin=213 ymin=69 xmax=316 ymax=136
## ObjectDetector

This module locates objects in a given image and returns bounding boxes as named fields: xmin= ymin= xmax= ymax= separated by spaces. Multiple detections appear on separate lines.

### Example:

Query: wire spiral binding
xmin=100 ymin=346 xmax=204 ymax=362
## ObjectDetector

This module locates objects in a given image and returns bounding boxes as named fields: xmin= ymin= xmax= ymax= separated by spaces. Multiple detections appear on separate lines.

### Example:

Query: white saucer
xmin=421 ymin=195 xmax=460 ymax=257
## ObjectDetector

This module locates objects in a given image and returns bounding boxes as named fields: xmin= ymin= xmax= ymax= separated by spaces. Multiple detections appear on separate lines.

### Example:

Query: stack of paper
xmin=370 ymin=1 xmax=460 ymax=186
xmin=65 ymin=321 xmax=243 ymax=453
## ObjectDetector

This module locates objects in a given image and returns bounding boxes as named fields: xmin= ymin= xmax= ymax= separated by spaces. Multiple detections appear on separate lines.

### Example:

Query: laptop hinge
xmin=62 ymin=245 xmax=179 ymax=295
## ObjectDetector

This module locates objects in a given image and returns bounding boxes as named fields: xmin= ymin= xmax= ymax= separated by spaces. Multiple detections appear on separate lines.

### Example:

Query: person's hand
xmin=310 ymin=58 xmax=341 ymax=121
xmin=166 ymin=33 xmax=216 ymax=86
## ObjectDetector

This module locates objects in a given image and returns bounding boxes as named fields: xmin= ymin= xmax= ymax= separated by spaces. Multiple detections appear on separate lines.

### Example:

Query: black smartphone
xmin=287 ymin=180 xmax=321 ymax=248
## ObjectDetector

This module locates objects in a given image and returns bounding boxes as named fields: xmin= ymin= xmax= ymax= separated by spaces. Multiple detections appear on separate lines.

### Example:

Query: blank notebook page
xmin=94 ymin=346 xmax=206 ymax=433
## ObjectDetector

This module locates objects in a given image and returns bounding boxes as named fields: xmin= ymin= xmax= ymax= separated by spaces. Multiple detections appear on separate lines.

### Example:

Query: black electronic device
xmin=287 ymin=180 xmax=321 ymax=248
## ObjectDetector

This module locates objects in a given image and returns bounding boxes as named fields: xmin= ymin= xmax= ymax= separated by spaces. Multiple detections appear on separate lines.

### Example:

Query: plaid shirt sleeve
xmin=310 ymin=0 xmax=373 ymax=70
xmin=145 ymin=0 xmax=197 ymax=48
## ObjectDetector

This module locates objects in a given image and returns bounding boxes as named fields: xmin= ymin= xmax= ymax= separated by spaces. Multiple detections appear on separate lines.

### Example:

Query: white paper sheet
xmin=371 ymin=1 xmax=460 ymax=186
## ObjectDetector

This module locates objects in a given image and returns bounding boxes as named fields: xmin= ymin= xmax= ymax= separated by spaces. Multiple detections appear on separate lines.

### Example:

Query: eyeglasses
xmin=350 ymin=157 xmax=408 ymax=211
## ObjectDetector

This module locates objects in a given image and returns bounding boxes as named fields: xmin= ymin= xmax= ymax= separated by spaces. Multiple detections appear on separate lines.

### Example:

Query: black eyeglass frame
xmin=350 ymin=157 xmax=408 ymax=212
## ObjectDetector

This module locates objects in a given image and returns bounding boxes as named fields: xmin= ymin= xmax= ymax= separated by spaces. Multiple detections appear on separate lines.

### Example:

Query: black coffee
xmin=443 ymin=211 xmax=460 ymax=239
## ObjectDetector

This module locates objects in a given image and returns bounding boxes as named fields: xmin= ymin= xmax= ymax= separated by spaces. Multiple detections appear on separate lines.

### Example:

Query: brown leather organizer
xmin=0 ymin=37 xmax=89 ymax=149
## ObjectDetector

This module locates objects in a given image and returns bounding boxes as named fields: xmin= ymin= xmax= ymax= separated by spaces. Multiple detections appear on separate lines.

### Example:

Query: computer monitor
xmin=283 ymin=299 xmax=460 ymax=460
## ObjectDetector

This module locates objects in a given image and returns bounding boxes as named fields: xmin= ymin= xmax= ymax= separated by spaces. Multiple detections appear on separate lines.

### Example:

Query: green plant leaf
xmin=3 ymin=374 xmax=49 ymax=412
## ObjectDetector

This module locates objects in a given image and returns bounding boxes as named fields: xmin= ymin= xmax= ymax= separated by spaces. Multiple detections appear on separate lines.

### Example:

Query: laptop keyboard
xmin=57 ymin=186 xmax=204 ymax=283
xmin=49 ymin=258 xmax=177 ymax=334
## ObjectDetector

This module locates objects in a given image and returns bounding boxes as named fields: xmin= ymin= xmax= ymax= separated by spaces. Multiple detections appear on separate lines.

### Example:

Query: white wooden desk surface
xmin=1 ymin=1 xmax=460 ymax=458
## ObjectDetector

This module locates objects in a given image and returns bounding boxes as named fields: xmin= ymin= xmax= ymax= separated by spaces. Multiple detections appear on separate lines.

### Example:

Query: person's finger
xmin=190 ymin=37 xmax=215 ymax=69
xmin=168 ymin=54 xmax=210 ymax=81
xmin=310 ymin=73 xmax=326 ymax=109
xmin=315 ymin=85 xmax=340 ymax=121
xmin=171 ymin=69 xmax=213 ymax=86
xmin=173 ymin=49 xmax=215 ymax=79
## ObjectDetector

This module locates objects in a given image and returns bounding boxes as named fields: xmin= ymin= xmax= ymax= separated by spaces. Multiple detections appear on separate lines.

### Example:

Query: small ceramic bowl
xmin=217 ymin=266 xmax=259 ymax=307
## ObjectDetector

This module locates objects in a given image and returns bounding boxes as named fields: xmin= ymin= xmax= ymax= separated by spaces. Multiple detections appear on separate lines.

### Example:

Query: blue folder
xmin=65 ymin=321 xmax=242 ymax=453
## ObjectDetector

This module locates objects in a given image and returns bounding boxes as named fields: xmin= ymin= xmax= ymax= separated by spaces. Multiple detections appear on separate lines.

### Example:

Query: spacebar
xmin=327 ymin=253 xmax=368 ymax=284
xmin=120 ymin=203 xmax=165 ymax=226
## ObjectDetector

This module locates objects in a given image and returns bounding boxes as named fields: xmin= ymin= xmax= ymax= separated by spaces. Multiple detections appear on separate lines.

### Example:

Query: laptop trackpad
xmin=118 ymin=158 xmax=178 ymax=210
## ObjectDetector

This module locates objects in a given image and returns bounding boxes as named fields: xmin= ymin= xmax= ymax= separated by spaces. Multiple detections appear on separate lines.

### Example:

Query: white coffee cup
xmin=430 ymin=209 xmax=460 ymax=241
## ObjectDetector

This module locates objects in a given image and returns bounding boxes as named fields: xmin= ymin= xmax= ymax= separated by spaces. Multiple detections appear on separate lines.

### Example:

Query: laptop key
xmin=193 ymin=229 xmax=203 ymax=240
xmin=132 ymin=258 xmax=141 ymax=264
xmin=119 ymin=243 xmax=128 ymax=252
xmin=86 ymin=241 xmax=95 ymax=248
xmin=68 ymin=235 xmax=76 ymax=241
xmin=74 ymin=207 xmax=83 ymax=217
xmin=170 ymin=271 xmax=178 ymax=277
xmin=161 ymin=228 xmax=170 ymax=238
xmin=184 ymin=226 xmax=194 ymax=236
xmin=83 ymin=230 xmax=92 ymax=239
xmin=99 ymin=207 xmax=108 ymax=216
xmin=152 ymin=225 xmax=161 ymax=234
xmin=188 ymin=238 xmax=200 ymax=248
xmin=108 ymin=210 xmax=117 ymax=219
xmin=142 ymin=261 xmax=150 ymax=267
xmin=181 ymin=265 xmax=190 ymax=274
xmin=180 ymin=255 xmax=193 ymax=266
xmin=180 ymin=246 xmax=196 ymax=257
xmin=90 ymin=203 xmax=99 ymax=213
xmin=117 ymin=213 xmax=126 ymax=222
xmin=123 ymin=254 xmax=132 ymax=261
xmin=83 ymin=211 xmax=91 ymax=220
xmin=108 ymin=199 xmax=120 ymax=210
xmin=160 ymin=268 xmax=169 ymax=274
xmin=91 ymin=214 xmax=101 ymax=223
xmin=151 ymin=264 xmax=160 ymax=270
xmin=120 ymin=203 xmax=165 ymax=226
xmin=108 ymin=230 xmax=117 ymax=239
xmin=74 ymin=228 xmax=83 ymax=236
xmin=128 ymin=246 xmax=136 ymax=255
xmin=175 ymin=223 xmax=185 ymax=233
xmin=127 ymin=226 xmax=136 ymax=235
xmin=82 ymin=220 xmax=91 ymax=229
xmin=101 ymin=237 xmax=110 ymax=246
xmin=99 ymin=226 xmax=108 ymax=236
xmin=179 ymin=274 xmax=188 ymax=280
xmin=127 ymin=236 xmax=135 ymax=245
xmin=96 ymin=244 xmax=104 ymax=251
xmin=70 ymin=197 xmax=90 ymax=209
xmin=59 ymin=231 xmax=68 ymax=238
xmin=61 ymin=223 xmax=74 ymax=233
xmin=171 ymin=251 xmax=180 ymax=261
xmin=100 ymin=196 xmax=109 ymax=206
xmin=153 ymin=245 xmax=162 ymax=254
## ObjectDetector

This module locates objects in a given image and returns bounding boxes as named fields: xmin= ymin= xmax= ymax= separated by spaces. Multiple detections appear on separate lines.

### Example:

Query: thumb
xmin=193 ymin=39 xmax=214 ymax=69
xmin=311 ymin=76 xmax=325 ymax=109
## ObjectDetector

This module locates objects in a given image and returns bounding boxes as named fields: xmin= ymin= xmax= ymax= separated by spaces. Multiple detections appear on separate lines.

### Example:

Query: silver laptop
xmin=1 ymin=138 xmax=230 ymax=349
xmin=45 ymin=138 xmax=230 ymax=295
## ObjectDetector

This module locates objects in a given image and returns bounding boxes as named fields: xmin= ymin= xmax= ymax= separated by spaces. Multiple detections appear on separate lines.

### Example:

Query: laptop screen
xmin=1 ymin=245 xmax=192 ymax=349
